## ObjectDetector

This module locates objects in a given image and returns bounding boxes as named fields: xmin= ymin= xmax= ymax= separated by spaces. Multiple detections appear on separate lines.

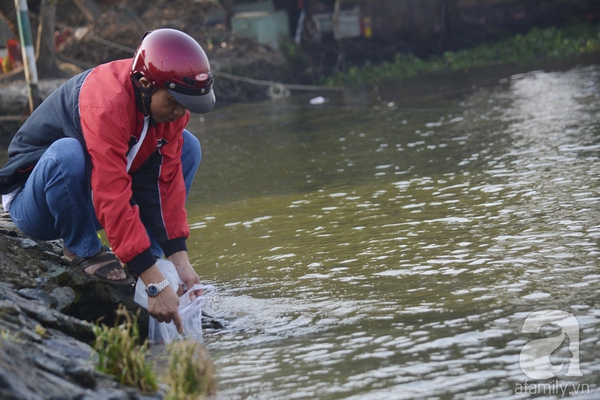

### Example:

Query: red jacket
xmin=0 ymin=59 xmax=191 ymax=274
xmin=80 ymin=59 xmax=190 ymax=274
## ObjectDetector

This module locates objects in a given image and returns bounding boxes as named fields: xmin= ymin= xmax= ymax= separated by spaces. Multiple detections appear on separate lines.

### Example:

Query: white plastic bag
xmin=147 ymin=283 xmax=209 ymax=344
xmin=134 ymin=259 xmax=213 ymax=344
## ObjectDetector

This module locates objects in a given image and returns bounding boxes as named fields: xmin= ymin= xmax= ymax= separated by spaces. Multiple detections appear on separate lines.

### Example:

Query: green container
xmin=232 ymin=10 xmax=290 ymax=50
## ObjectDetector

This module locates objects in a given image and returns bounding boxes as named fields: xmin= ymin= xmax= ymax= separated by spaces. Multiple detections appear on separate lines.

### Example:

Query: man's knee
xmin=41 ymin=138 xmax=86 ymax=181
xmin=182 ymin=129 xmax=202 ymax=166
xmin=45 ymin=137 xmax=85 ymax=164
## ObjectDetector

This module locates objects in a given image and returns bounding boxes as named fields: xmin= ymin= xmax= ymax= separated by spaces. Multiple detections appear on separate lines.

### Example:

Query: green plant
xmin=324 ymin=22 xmax=600 ymax=86
xmin=92 ymin=306 xmax=158 ymax=393
xmin=162 ymin=340 xmax=217 ymax=400
xmin=0 ymin=329 xmax=21 ymax=342
xmin=92 ymin=306 xmax=218 ymax=398
xmin=35 ymin=324 xmax=49 ymax=338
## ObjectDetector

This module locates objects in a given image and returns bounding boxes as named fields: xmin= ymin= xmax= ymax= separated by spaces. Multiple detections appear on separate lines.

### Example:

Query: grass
xmin=35 ymin=324 xmax=49 ymax=338
xmin=161 ymin=340 xmax=217 ymax=400
xmin=92 ymin=305 xmax=216 ymax=399
xmin=0 ymin=328 xmax=22 ymax=342
xmin=92 ymin=306 xmax=158 ymax=393
xmin=324 ymin=22 xmax=600 ymax=86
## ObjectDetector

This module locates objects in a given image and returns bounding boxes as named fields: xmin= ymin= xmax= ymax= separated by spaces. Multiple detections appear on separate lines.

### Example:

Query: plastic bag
xmin=148 ymin=283 xmax=210 ymax=344
xmin=134 ymin=259 xmax=213 ymax=344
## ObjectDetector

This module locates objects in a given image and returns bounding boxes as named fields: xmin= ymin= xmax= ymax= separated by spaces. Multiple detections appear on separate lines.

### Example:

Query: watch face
xmin=147 ymin=284 xmax=159 ymax=296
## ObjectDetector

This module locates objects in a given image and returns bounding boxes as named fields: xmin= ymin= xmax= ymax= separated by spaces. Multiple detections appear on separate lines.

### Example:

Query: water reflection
xmin=187 ymin=64 xmax=600 ymax=399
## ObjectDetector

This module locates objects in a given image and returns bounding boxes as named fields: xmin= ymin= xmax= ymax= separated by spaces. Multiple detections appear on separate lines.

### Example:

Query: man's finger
xmin=173 ymin=311 xmax=183 ymax=334
xmin=185 ymin=278 xmax=200 ymax=290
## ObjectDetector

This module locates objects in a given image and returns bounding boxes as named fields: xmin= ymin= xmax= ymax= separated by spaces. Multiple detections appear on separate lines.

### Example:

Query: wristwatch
xmin=146 ymin=278 xmax=170 ymax=297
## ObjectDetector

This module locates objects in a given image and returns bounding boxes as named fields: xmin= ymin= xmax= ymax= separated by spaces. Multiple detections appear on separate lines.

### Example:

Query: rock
xmin=0 ymin=274 xmax=164 ymax=399
xmin=19 ymin=237 xmax=39 ymax=249
xmin=17 ymin=288 xmax=59 ymax=308
xmin=52 ymin=286 xmax=77 ymax=313
xmin=0 ymin=213 xmax=135 ymax=319
xmin=0 ymin=215 xmax=160 ymax=399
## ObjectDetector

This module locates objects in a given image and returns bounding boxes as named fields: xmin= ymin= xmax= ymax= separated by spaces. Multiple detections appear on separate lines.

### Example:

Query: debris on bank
xmin=55 ymin=0 xmax=288 ymax=102
xmin=0 ymin=0 xmax=291 ymax=137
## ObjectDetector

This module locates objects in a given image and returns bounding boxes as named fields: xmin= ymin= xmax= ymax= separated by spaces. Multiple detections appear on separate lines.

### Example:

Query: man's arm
xmin=168 ymin=250 xmax=201 ymax=292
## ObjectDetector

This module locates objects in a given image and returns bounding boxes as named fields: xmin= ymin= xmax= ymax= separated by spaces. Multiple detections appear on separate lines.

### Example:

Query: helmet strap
xmin=131 ymin=74 xmax=155 ymax=116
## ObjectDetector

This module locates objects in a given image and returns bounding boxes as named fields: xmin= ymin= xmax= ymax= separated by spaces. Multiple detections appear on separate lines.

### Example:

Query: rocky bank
xmin=0 ymin=212 xmax=217 ymax=399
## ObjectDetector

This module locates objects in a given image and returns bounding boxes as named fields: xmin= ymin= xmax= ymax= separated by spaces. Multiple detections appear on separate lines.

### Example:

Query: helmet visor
xmin=169 ymin=86 xmax=216 ymax=114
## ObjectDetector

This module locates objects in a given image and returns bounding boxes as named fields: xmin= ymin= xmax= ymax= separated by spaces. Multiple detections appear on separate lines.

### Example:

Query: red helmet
xmin=131 ymin=28 xmax=215 ymax=114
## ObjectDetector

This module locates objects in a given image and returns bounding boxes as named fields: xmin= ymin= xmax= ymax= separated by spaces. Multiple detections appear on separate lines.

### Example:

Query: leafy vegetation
xmin=325 ymin=23 xmax=600 ymax=86
xmin=34 ymin=324 xmax=49 ymax=338
xmin=161 ymin=340 xmax=217 ymax=400
xmin=0 ymin=329 xmax=22 ymax=342
xmin=92 ymin=306 xmax=216 ymax=399
xmin=92 ymin=306 xmax=158 ymax=393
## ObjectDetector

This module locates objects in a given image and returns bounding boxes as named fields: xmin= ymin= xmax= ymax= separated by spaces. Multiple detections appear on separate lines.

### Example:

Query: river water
xmin=193 ymin=61 xmax=600 ymax=398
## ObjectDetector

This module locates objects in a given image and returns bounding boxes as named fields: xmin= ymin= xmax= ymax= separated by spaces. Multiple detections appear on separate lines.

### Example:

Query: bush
xmin=324 ymin=23 xmax=600 ymax=86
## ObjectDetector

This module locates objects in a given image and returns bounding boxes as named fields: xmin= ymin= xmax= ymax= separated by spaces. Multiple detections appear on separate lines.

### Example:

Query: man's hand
xmin=140 ymin=263 xmax=183 ymax=333
xmin=168 ymin=250 xmax=201 ymax=297
xmin=147 ymin=285 xmax=183 ymax=333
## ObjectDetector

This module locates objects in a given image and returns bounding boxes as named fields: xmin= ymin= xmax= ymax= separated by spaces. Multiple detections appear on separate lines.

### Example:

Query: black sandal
xmin=65 ymin=248 xmax=135 ymax=287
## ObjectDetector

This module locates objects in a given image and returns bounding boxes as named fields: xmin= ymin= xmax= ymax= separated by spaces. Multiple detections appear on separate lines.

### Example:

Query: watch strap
xmin=147 ymin=277 xmax=170 ymax=296
xmin=155 ymin=277 xmax=169 ymax=292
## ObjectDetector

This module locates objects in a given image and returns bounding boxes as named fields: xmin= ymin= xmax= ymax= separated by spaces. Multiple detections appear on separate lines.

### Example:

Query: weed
xmin=92 ymin=306 xmax=158 ymax=393
xmin=35 ymin=324 xmax=49 ymax=338
xmin=161 ymin=340 xmax=217 ymax=400
xmin=92 ymin=306 xmax=217 ymax=399
xmin=0 ymin=329 xmax=21 ymax=342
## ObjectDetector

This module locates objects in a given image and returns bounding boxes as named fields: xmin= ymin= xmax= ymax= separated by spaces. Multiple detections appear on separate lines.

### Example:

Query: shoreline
xmin=0 ymin=214 xmax=158 ymax=398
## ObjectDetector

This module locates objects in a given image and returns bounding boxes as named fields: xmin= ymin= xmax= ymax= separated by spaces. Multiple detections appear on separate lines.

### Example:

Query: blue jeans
xmin=9 ymin=130 xmax=201 ymax=259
